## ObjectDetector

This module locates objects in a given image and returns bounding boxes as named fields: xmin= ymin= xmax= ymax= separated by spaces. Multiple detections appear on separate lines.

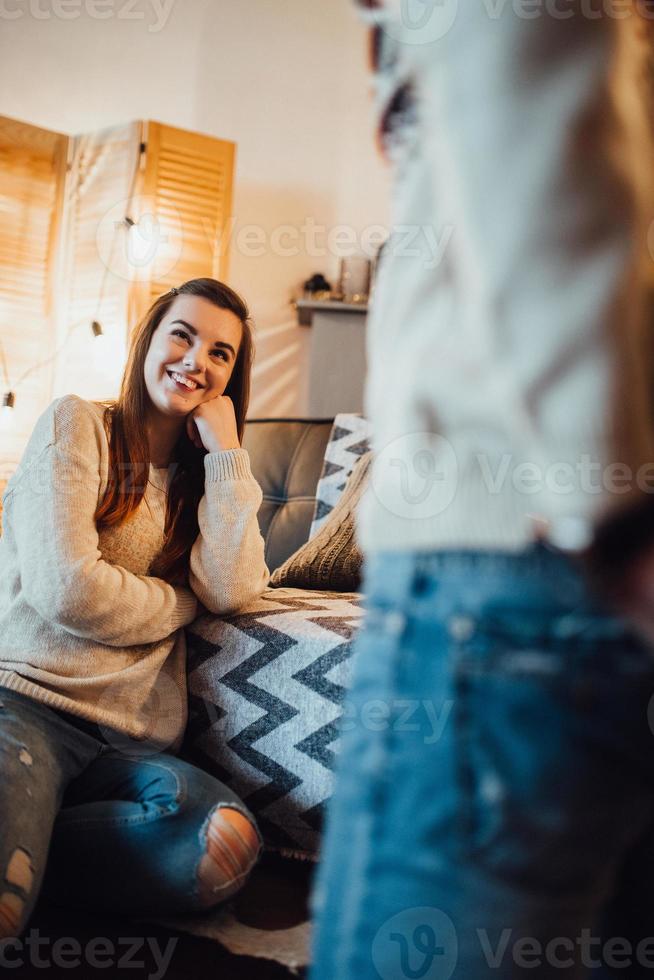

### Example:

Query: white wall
xmin=0 ymin=0 xmax=390 ymax=416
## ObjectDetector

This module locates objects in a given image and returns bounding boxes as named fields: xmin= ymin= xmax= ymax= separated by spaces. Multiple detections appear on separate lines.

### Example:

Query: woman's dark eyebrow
xmin=170 ymin=319 xmax=236 ymax=358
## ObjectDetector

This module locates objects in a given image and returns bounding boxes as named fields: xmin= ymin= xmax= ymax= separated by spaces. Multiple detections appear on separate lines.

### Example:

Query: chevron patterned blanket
xmin=182 ymin=587 xmax=364 ymax=857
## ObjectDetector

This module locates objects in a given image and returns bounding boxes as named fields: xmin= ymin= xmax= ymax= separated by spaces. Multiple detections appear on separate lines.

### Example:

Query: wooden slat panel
xmin=131 ymin=121 xmax=235 ymax=326
xmin=0 ymin=114 xmax=68 ymax=466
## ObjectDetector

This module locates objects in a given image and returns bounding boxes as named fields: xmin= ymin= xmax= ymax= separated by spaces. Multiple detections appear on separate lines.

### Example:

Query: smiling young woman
xmin=96 ymin=278 xmax=258 ymax=586
xmin=0 ymin=278 xmax=270 ymax=937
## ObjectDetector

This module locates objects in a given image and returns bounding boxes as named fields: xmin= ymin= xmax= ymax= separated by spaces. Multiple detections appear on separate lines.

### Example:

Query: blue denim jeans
xmin=0 ymin=686 xmax=262 ymax=935
xmin=310 ymin=546 xmax=654 ymax=979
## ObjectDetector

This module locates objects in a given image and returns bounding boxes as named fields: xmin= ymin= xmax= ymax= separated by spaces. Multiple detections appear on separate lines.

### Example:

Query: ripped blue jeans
xmin=310 ymin=546 xmax=654 ymax=979
xmin=0 ymin=687 xmax=263 ymax=937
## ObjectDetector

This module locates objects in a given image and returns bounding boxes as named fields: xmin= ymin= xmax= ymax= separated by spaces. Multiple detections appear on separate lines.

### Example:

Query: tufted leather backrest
xmin=242 ymin=418 xmax=333 ymax=573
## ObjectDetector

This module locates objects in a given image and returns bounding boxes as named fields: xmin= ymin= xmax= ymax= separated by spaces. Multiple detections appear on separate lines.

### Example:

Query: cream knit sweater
xmin=0 ymin=394 xmax=269 ymax=752
xmin=354 ymin=5 xmax=654 ymax=554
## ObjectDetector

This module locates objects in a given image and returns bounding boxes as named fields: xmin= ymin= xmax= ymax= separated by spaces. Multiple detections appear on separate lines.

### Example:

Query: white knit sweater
xmin=0 ymin=394 xmax=269 ymax=751
xmin=354 ymin=4 xmax=654 ymax=554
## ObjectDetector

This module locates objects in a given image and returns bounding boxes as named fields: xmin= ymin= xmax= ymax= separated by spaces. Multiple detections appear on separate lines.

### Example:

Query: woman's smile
xmin=165 ymin=369 xmax=203 ymax=393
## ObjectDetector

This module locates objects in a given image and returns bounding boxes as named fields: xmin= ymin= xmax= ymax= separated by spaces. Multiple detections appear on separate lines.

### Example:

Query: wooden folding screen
xmin=0 ymin=115 xmax=236 ymax=467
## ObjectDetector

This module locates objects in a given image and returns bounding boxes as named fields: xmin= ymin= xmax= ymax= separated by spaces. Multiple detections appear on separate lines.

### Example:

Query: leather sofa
xmin=182 ymin=417 xmax=365 ymax=858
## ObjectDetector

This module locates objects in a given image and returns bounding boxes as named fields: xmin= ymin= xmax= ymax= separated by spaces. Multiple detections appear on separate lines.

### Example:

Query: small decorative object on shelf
xmin=303 ymin=273 xmax=332 ymax=301
xmin=338 ymin=256 xmax=371 ymax=304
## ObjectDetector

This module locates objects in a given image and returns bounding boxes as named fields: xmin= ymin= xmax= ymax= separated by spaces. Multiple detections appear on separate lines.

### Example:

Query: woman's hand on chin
xmin=186 ymin=394 xmax=240 ymax=453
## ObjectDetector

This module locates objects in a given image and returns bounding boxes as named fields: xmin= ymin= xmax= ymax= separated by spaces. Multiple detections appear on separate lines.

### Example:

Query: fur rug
xmin=137 ymin=852 xmax=314 ymax=973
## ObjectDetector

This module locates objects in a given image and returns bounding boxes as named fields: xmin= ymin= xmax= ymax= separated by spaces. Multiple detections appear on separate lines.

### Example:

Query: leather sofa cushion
xmin=242 ymin=419 xmax=333 ymax=572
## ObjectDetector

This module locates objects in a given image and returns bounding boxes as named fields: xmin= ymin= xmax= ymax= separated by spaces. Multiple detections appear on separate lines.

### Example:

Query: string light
xmin=1 ymin=319 xmax=98 ymax=413
xmin=91 ymin=319 xmax=111 ymax=375
xmin=124 ymin=213 xmax=158 ymax=267
xmin=0 ymin=138 xmax=145 ymax=413
xmin=1 ymin=390 xmax=15 ymax=431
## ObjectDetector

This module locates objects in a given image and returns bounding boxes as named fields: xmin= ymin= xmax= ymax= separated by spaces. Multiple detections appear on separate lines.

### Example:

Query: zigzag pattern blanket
xmin=182 ymin=588 xmax=364 ymax=856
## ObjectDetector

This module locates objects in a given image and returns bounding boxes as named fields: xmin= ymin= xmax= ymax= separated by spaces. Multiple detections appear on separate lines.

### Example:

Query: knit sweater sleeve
xmin=188 ymin=449 xmax=270 ymax=614
xmin=6 ymin=397 xmax=198 ymax=645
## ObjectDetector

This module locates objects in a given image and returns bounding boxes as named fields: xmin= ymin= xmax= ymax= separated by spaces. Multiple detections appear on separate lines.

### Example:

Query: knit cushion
xmin=269 ymin=451 xmax=372 ymax=592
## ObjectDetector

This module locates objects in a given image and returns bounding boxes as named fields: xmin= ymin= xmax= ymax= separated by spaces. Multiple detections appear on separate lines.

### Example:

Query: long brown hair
xmin=93 ymin=278 xmax=254 ymax=585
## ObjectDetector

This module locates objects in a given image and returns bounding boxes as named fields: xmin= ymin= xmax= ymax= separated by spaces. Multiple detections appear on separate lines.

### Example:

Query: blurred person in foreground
xmin=310 ymin=3 xmax=654 ymax=978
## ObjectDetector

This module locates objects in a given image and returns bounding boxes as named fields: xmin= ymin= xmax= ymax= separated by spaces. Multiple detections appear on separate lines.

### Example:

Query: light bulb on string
xmin=1 ymin=391 xmax=16 ymax=431
xmin=91 ymin=320 xmax=109 ymax=375
xmin=125 ymin=214 xmax=157 ymax=270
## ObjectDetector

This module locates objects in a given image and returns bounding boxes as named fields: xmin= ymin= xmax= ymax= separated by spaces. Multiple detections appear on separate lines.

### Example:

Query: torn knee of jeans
xmin=5 ymin=849 xmax=34 ymax=896
xmin=0 ymin=892 xmax=24 ymax=939
xmin=0 ymin=848 xmax=34 ymax=939
xmin=196 ymin=806 xmax=261 ymax=908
